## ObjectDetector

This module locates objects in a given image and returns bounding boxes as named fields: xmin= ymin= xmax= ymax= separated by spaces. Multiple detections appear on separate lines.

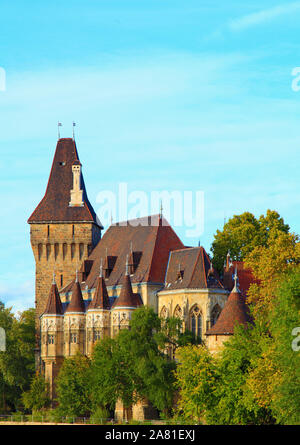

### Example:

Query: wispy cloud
xmin=229 ymin=2 xmax=300 ymax=32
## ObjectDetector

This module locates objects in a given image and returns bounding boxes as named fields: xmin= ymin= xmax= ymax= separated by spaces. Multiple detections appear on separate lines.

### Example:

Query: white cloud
xmin=229 ymin=2 xmax=300 ymax=32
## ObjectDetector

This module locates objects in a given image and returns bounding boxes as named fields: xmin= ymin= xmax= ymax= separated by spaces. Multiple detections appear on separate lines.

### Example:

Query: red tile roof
xmin=28 ymin=138 xmax=102 ymax=226
xmin=65 ymin=279 xmax=86 ymax=313
xmin=223 ymin=261 xmax=256 ymax=296
xmin=163 ymin=247 xmax=224 ymax=290
xmin=206 ymin=285 xmax=252 ymax=335
xmin=61 ymin=214 xmax=184 ymax=293
xmin=88 ymin=272 xmax=110 ymax=310
xmin=43 ymin=281 xmax=63 ymax=316
xmin=111 ymin=272 xmax=143 ymax=309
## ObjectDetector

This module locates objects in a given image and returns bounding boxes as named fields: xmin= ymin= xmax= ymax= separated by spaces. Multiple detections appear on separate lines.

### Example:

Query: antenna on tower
xmin=72 ymin=121 xmax=76 ymax=140
xmin=58 ymin=122 xmax=62 ymax=139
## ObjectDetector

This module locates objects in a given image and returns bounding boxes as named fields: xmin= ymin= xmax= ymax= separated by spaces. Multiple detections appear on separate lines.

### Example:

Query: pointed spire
xmin=88 ymin=259 xmax=110 ymax=310
xmin=43 ymin=278 xmax=63 ymax=315
xmin=65 ymin=274 xmax=85 ymax=314
xmin=232 ymin=266 xmax=239 ymax=292
xmin=111 ymin=257 xmax=142 ymax=309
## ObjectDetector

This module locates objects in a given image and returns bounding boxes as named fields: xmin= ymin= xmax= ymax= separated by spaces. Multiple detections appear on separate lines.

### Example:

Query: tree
xmin=90 ymin=307 xmax=180 ymax=415
xmin=175 ymin=345 xmax=219 ymax=423
xmin=22 ymin=373 xmax=50 ymax=412
xmin=90 ymin=336 xmax=135 ymax=412
xmin=211 ymin=210 xmax=290 ymax=273
xmin=245 ymin=232 xmax=300 ymax=318
xmin=247 ymin=266 xmax=300 ymax=424
xmin=0 ymin=304 xmax=35 ymax=412
xmin=55 ymin=352 xmax=91 ymax=417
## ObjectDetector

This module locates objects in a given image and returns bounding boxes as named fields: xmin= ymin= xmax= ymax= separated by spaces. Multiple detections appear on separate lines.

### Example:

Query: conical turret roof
xmin=65 ymin=271 xmax=86 ymax=314
xmin=206 ymin=269 xmax=252 ymax=335
xmin=111 ymin=256 xmax=143 ymax=309
xmin=88 ymin=260 xmax=110 ymax=310
xmin=43 ymin=275 xmax=63 ymax=315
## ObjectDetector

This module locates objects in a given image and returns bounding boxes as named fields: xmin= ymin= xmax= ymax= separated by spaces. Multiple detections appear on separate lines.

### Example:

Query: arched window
xmin=174 ymin=305 xmax=182 ymax=319
xmin=189 ymin=305 xmax=202 ymax=340
xmin=211 ymin=304 xmax=222 ymax=327
xmin=160 ymin=306 xmax=168 ymax=319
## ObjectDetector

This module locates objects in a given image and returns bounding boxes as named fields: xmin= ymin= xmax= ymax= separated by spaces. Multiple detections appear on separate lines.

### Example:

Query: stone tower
xmin=28 ymin=138 xmax=102 ymax=362
xmin=40 ymin=274 xmax=64 ymax=400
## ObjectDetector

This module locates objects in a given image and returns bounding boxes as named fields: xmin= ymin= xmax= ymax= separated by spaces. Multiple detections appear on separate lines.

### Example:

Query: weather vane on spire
xmin=58 ymin=121 xmax=62 ymax=139
xmin=72 ymin=121 xmax=76 ymax=140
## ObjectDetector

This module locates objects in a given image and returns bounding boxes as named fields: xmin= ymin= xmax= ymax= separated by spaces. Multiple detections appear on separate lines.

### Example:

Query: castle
xmin=28 ymin=137 xmax=252 ymax=415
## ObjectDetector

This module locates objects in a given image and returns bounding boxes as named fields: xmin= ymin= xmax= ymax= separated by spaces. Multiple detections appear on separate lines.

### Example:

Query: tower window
xmin=47 ymin=225 xmax=50 ymax=237
xmin=47 ymin=334 xmax=54 ymax=345
xmin=60 ymin=274 xmax=63 ymax=288
xmin=72 ymin=225 xmax=75 ymax=237
xmin=70 ymin=333 xmax=77 ymax=343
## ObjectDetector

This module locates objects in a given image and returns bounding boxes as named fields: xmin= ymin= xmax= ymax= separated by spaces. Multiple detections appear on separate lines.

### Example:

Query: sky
xmin=0 ymin=0 xmax=300 ymax=313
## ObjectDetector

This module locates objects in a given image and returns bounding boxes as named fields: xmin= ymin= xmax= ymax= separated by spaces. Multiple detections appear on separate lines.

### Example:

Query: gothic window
xmin=70 ymin=333 xmax=77 ymax=343
xmin=211 ymin=304 xmax=222 ymax=327
xmin=94 ymin=330 xmax=101 ymax=342
xmin=60 ymin=274 xmax=63 ymax=288
xmin=189 ymin=305 xmax=202 ymax=340
xmin=47 ymin=334 xmax=54 ymax=345
xmin=174 ymin=305 xmax=182 ymax=319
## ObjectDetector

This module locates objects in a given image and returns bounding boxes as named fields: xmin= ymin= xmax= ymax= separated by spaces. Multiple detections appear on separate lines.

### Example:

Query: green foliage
xmin=0 ymin=304 xmax=35 ymax=412
xmin=90 ymin=307 xmax=182 ymax=415
xmin=91 ymin=336 xmax=135 ymax=410
xmin=266 ymin=267 xmax=300 ymax=424
xmin=211 ymin=210 xmax=289 ymax=273
xmin=175 ymin=345 xmax=219 ymax=422
xmin=22 ymin=372 xmax=50 ymax=412
xmin=55 ymin=352 xmax=91 ymax=417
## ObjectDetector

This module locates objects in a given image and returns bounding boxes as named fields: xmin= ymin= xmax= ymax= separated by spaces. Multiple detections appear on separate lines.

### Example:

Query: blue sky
xmin=0 ymin=1 xmax=300 ymax=312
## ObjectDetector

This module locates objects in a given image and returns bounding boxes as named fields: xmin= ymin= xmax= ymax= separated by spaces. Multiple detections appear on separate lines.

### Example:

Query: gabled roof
xmin=28 ymin=138 xmax=102 ymax=226
xmin=206 ymin=284 xmax=252 ymax=336
xmin=43 ymin=281 xmax=63 ymax=316
xmin=61 ymin=214 xmax=184 ymax=293
xmin=163 ymin=246 xmax=224 ymax=290
xmin=65 ymin=279 xmax=86 ymax=314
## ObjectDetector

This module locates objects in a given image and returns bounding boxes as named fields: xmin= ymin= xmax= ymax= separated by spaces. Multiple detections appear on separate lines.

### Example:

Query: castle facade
xmin=28 ymin=138 xmax=252 ymax=410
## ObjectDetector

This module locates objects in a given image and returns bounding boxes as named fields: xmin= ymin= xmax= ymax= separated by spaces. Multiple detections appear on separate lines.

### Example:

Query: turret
xmin=206 ymin=267 xmax=252 ymax=353
xmin=40 ymin=273 xmax=64 ymax=399
xmin=64 ymin=270 xmax=86 ymax=356
xmin=111 ymin=256 xmax=143 ymax=337
xmin=86 ymin=259 xmax=111 ymax=354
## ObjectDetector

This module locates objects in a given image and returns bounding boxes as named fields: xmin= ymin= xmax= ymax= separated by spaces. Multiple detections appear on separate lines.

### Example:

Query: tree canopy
xmin=211 ymin=210 xmax=290 ymax=273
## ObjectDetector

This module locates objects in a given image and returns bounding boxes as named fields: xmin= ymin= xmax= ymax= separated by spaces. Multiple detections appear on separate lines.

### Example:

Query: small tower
xmin=28 ymin=138 xmax=102 ymax=364
xmin=86 ymin=259 xmax=110 ymax=355
xmin=40 ymin=273 xmax=64 ymax=400
xmin=64 ymin=271 xmax=86 ymax=356
xmin=111 ymin=255 xmax=143 ymax=337
xmin=206 ymin=268 xmax=252 ymax=354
